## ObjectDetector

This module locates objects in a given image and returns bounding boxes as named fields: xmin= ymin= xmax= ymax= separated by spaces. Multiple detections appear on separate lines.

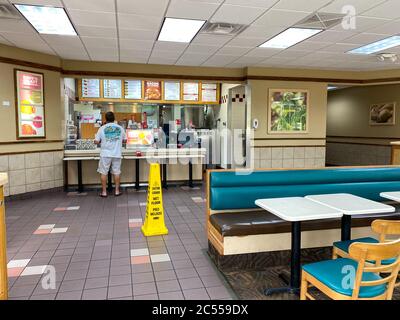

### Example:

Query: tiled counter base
xmin=0 ymin=151 xmax=64 ymax=197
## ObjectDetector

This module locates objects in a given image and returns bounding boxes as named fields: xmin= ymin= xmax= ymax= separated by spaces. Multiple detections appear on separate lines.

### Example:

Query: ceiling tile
xmin=185 ymin=44 xmax=221 ymax=54
xmin=191 ymin=34 xmax=232 ymax=46
xmin=226 ymin=36 xmax=265 ymax=47
xmin=238 ymin=25 xmax=284 ymax=38
xmin=217 ymin=45 xmax=253 ymax=55
xmin=211 ymin=4 xmax=266 ymax=24
xmin=245 ymin=47 xmax=281 ymax=57
xmin=330 ymin=16 xmax=390 ymax=33
xmin=318 ymin=43 xmax=359 ymax=53
xmin=341 ymin=33 xmax=389 ymax=45
xmin=118 ymin=13 xmax=162 ymax=30
xmin=119 ymin=39 xmax=154 ymax=50
xmin=75 ymin=25 xmax=117 ymax=38
xmin=0 ymin=19 xmax=35 ymax=33
xmin=254 ymin=9 xmax=311 ymax=27
xmin=150 ymin=50 xmax=182 ymax=59
xmin=119 ymin=49 xmax=151 ymax=58
xmin=224 ymin=0 xmax=279 ymax=8
xmin=153 ymin=41 xmax=188 ymax=52
xmin=57 ymin=52 xmax=91 ymax=60
xmin=361 ymin=0 xmax=400 ymax=19
xmin=273 ymin=0 xmax=333 ymax=12
xmin=81 ymin=36 xmax=118 ymax=49
xmin=202 ymin=54 xmax=240 ymax=66
xmin=68 ymin=10 xmax=116 ymax=28
xmin=166 ymin=0 xmax=220 ymax=20
xmin=117 ymin=0 xmax=169 ymax=16
xmin=271 ymin=49 xmax=313 ymax=58
xmin=118 ymin=28 xmax=158 ymax=40
xmin=89 ymin=55 xmax=119 ymax=62
xmin=63 ymin=0 xmax=115 ymax=12
xmin=41 ymin=34 xmax=82 ymax=46
xmin=0 ymin=35 xmax=12 ymax=45
xmin=147 ymin=57 xmax=177 ymax=65
xmin=120 ymin=56 xmax=148 ymax=64
xmin=319 ymin=0 xmax=388 ymax=14
xmin=365 ymin=20 xmax=400 ymax=35
xmin=235 ymin=55 xmax=269 ymax=64
xmin=310 ymin=30 xmax=357 ymax=42
xmin=176 ymin=52 xmax=211 ymax=65
xmin=51 ymin=44 xmax=86 ymax=54
xmin=291 ymin=40 xmax=331 ymax=51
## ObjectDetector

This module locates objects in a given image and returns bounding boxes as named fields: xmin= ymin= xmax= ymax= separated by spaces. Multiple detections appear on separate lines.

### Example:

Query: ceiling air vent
xmin=0 ymin=3 xmax=22 ymax=20
xmin=200 ymin=22 xmax=248 ymax=36
xmin=295 ymin=12 xmax=346 ymax=29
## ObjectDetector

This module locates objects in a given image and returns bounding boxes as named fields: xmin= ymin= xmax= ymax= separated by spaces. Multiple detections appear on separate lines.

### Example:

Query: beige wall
xmin=327 ymin=84 xmax=400 ymax=138
xmin=249 ymin=79 xmax=328 ymax=147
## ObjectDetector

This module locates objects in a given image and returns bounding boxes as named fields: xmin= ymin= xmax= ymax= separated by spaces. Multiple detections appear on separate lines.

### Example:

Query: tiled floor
xmin=4 ymin=186 xmax=235 ymax=300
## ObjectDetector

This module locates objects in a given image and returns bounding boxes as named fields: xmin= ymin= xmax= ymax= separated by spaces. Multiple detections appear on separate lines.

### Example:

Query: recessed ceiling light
xmin=348 ymin=36 xmax=400 ymax=55
xmin=259 ymin=28 xmax=323 ymax=49
xmin=158 ymin=18 xmax=205 ymax=43
xmin=14 ymin=4 xmax=76 ymax=36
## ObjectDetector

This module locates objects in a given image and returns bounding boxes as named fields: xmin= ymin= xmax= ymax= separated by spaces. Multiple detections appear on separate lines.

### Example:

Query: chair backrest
xmin=371 ymin=220 xmax=400 ymax=242
xmin=349 ymin=239 xmax=400 ymax=300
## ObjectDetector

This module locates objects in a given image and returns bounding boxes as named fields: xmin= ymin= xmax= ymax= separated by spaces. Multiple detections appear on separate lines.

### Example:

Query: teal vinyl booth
xmin=207 ymin=166 xmax=400 ymax=256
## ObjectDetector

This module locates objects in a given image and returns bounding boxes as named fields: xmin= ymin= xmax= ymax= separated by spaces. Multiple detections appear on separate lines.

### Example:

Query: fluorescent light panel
xmin=15 ymin=4 xmax=76 ymax=36
xmin=348 ymin=36 xmax=400 ymax=55
xmin=158 ymin=18 xmax=205 ymax=43
xmin=259 ymin=28 xmax=323 ymax=49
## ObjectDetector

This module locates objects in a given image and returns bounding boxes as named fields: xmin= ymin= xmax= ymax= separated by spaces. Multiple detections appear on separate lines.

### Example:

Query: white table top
xmin=380 ymin=191 xmax=400 ymax=202
xmin=305 ymin=193 xmax=395 ymax=216
xmin=255 ymin=197 xmax=342 ymax=222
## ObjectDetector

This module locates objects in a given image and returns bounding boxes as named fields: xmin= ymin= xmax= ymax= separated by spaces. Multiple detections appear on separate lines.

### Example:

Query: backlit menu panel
xmin=183 ymin=82 xmax=199 ymax=101
xmin=103 ymin=79 xmax=122 ymax=99
xmin=124 ymin=80 xmax=142 ymax=100
xmin=201 ymin=83 xmax=217 ymax=102
xmin=164 ymin=81 xmax=180 ymax=101
xmin=144 ymin=81 xmax=162 ymax=100
xmin=82 ymin=79 xmax=100 ymax=98
xmin=15 ymin=70 xmax=45 ymax=138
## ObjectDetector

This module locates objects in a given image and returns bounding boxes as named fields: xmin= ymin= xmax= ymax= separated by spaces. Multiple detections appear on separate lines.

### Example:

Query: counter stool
xmin=300 ymin=240 xmax=400 ymax=300
xmin=332 ymin=219 xmax=400 ymax=287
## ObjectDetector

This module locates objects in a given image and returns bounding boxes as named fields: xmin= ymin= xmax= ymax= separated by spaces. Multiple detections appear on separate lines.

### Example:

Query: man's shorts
xmin=97 ymin=157 xmax=122 ymax=175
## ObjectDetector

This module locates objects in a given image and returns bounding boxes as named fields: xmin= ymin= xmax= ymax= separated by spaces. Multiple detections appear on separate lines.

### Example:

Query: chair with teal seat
xmin=301 ymin=239 xmax=400 ymax=300
xmin=332 ymin=219 xmax=400 ymax=287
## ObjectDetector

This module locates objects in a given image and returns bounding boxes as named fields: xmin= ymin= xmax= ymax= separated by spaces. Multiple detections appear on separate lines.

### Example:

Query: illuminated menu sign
xmin=82 ymin=79 xmax=100 ymax=98
xmin=15 ymin=70 xmax=45 ymax=138
xmin=183 ymin=82 xmax=199 ymax=101
xmin=201 ymin=83 xmax=217 ymax=102
xmin=144 ymin=81 xmax=162 ymax=100
xmin=124 ymin=80 xmax=142 ymax=100
xmin=103 ymin=79 xmax=122 ymax=99
xmin=164 ymin=81 xmax=180 ymax=101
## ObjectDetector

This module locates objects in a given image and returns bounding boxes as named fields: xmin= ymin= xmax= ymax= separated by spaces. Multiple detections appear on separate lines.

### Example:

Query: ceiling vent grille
xmin=200 ymin=22 xmax=248 ymax=36
xmin=0 ymin=3 xmax=22 ymax=20
xmin=295 ymin=12 xmax=346 ymax=29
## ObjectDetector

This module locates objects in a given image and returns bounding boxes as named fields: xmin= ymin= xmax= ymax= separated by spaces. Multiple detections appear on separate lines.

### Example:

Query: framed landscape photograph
xmin=369 ymin=102 xmax=396 ymax=125
xmin=268 ymin=89 xmax=308 ymax=134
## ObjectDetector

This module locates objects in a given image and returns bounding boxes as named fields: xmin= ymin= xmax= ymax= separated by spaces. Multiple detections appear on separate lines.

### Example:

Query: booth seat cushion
xmin=210 ymin=211 xmax=400 ymax=237
xmin=302 ymin=258 xmax=387 ymax=298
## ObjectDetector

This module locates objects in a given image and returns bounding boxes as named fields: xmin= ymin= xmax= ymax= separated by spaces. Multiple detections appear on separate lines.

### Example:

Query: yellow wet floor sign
xmin=141 ymin=163 xmax=168 ymax=236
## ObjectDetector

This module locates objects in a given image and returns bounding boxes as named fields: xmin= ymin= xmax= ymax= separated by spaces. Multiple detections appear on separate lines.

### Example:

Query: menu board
xmin=82 ymin=79 xmax=100 ymax=98
xmin=15 ymin=70 xmax=45 ymax=138
xmin=183 ymin=82 xmax=199 ymax=101
xmin=124 ymin=80 xmax=142 ymax=100
xmin=103 ymin=79 xmax=122 ymax=99
xmin=201 ymin=83 xmax=217 ymax=102
xmin=144 ymin=80 xmax=162 ymax=100
xmin=164 ymin=81 xmax=180 ymax=101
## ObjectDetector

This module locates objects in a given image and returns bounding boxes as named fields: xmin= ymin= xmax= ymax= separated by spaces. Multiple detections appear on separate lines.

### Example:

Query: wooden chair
xmin=332 ymin=219 xmax=400 ymax=287
xmin=301 ymin=239 xmax=400 ymax=300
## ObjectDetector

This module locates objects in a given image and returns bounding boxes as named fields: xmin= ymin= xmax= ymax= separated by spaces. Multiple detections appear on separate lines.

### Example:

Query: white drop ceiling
xmin=1 ymin=0 xmax=400 ymax=71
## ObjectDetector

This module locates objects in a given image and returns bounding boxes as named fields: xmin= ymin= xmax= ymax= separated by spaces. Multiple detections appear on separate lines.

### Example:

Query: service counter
xmin=0 ymin=172 xmax=8 ymax=300
xmin=391 ymin=141 xmax=400 ymax=165
xmin=64 ymin=148 xmax=206 ymax=192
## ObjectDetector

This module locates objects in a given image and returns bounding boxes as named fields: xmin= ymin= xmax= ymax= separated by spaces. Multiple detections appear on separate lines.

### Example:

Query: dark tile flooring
xmin=4 ymin=186 xmax=235 ymax=300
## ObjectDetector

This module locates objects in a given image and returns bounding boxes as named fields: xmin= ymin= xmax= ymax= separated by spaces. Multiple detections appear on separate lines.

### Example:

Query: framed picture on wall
xmin=369 ymin=102 xmax=396 ymax=125
xmin=14 ymin=69 xmax=46 ymax=139
xmin=268 ymin=89 xmax=309 ymax=134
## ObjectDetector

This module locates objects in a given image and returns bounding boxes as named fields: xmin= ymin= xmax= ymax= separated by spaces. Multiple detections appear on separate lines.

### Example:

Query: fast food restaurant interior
xmin=1 ymin=0 xmax=400 ymax=302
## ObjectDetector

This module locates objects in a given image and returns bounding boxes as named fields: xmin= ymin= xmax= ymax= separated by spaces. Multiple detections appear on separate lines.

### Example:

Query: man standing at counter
xmin=95 ymin=111 xmax=126 ymax=197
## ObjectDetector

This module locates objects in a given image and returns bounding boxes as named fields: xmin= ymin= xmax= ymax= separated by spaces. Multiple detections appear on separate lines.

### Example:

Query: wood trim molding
xmin=3 ymin=55 xmax=400 ymax=84
xmin=253 ymin=145 xmax=326 ymax=148
xmin=0 ymin=140 xmax=63 ymax=145
xmin=326 ymin=141 xmax=391 ymax=147
xmin=0 ymin=148 xmax=64 ymax=156
xmin=327 ymin=135 xmax=400 ymax=140
xmin=252 ymin=137 xmax=326 ymax=140
xmin=0 ymin=57 xmax=62 ymax=73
